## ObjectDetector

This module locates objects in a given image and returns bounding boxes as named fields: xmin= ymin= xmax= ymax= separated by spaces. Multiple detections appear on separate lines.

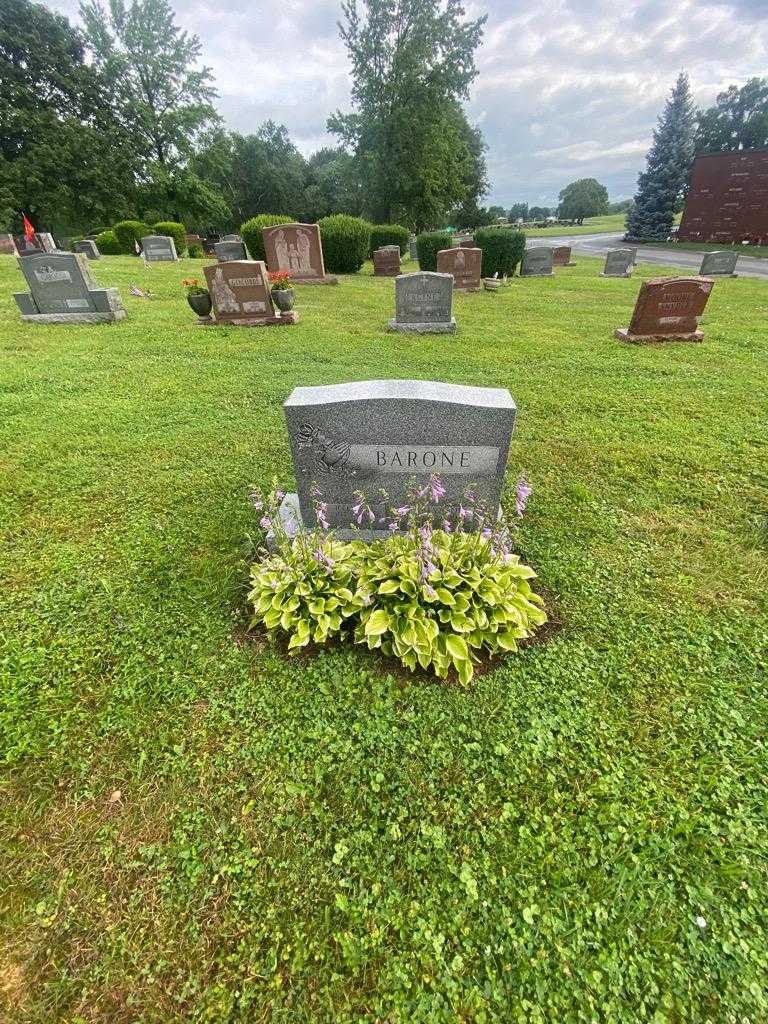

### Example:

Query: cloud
xmin=48 ymin=0 xmax=768 ymax=206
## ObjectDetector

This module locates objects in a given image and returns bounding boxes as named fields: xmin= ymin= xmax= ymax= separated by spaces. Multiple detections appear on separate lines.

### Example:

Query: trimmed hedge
xmin=240 ymin=214 xmax=294 ymax=263
xmin=416 ymin=231 xmax=453 ymax=271
xmin=151 ymin=221 xmax=186 ymax=256
xmin=474 ymin=227 xmax=526 ymax=278
xmin=94 ymin=229 xmax=122 ymax=255
xmin=187 ymin=243 xmax=205 ymax=259
xmin=318 ymin=215 xmax=371 ymax=274
xmin=369 ymin=223 xmax=409 ymax=257
xmin=114 ymin=220 xmax=150 ymax=254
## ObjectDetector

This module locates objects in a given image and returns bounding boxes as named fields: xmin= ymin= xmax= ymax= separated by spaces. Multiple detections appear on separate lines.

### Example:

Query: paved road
xmin=529 ymin=232 xmax=768 ymax=280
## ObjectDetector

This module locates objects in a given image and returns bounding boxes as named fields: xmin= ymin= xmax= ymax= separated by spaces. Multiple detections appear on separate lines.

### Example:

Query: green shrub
xmin=94 ymin=229 xmax=121 ymax=255
xmin=240 ymin=214 xmax=295 ymax=263
xmin=318 ymin=215 xmax=372 ymax=273
xmin=187 ymin=243 xmax=205 ymax=259
xmin=474 ymin=227 xmax=526 ymax=278
xmin=369 ymin=223 xmax=409 ymax=257
xmin=416 ymin=230 xmax=453 ymax=271
xmin=151 ymin=221 xmax=186 ymax=256
xmin=113 ymin=220 xmax=151 ymax=254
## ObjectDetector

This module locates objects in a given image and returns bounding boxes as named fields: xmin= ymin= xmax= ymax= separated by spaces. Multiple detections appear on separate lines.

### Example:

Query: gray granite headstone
xmin=221 ymin=233 xmax=242 ymax=242
xmin=409 ymin=235 xmax=418 ymax=260
xmin=13 ymin=251 xmax=126 ymax=323
xmin=520 ymin=247 xmax=554 ymax=277
xmin=387 ymin=272 xmax=456 ymax=333
xmin=277 ymin=379 xmax=516 ymax=540
xmin=214 ymin=240 xmax=248 ymax=262
xmin=74 ymin=239 xmax=101 ymax=260
xmin=602 ymin=249 xmax=634 ymax=277
xmin=36 ymin=232 xmax=56 ymax=253
xmin=141 ymin=235 xmax=178 ymax=262
xmin=699 ymin=251 xmax=738 ymax=276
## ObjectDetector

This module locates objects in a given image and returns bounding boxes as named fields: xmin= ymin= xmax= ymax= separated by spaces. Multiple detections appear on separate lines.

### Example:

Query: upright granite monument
xmin=0 ymin=234 xmax=18 ymax=256
xmin=386 ymin=271 xmax=456 ymax=334
xmin=214 ymin=240 xmax=248 ymax=262
xmin=520 ymin=247 xmax=554 ymax=277
xmin=141 ymin=235 xmax=178 ymax=262
xmin=262 ymin=223 xmax=338 ymax=284
xmin=616 ymin=276 xmax=714 ymax=343
xmin=552 ymin=245 xmax=576 ymax=267
xmin=275 ymin=380 xmax=517 ymax=540
xmin=203 ymin=259 xmax=297 ymax=326
xmin=602 ymin=249 xmax=634 ymax=278
xmin=436 ymin=247 xmax=482 ymax=291
xmin=14 ymin=251 xmax=126 ymax=323
xmin=373 ymin=246 xmax=401 ymax=277
xmin=74 ymin=239 xmax=101 ymax=260
xmin=408 ymin=235 xmax=418 ymax=260
xmin=699 ymin=251 xmax=739 ymax=277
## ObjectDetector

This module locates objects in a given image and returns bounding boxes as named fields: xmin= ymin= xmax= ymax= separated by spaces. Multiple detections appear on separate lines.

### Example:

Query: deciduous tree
xmin=558 ymin=178 xmax=608 ymax=224
xmin=696 ymin=78 xmax=768 ymax=153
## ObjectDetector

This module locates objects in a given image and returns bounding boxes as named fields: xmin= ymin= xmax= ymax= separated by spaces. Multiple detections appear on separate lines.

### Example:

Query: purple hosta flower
xmin=259 ymin=514 xmax=272 ymax=530
xmin=275 ymin=489 xmax=285 ymax=503
xmin=284 ymin=515 xmax=299 ymax=539
xmin=424 ymin=584 xmax=436 ymax=599
xmin=441 ymin=518 xmax=452 ymax=533
xmin=310 ymin=483 xmax=322 ymax=498
xmin=417 ymin=474 xmax=446 ymax=504
xmin=481 ymin=527 xmax=493 ymax=540
xmin=388 ymin=521 xmax=399 ymax=533
xmin=313 ymin=544 xmax=335 ymax=574
xmin=515 ymin=475 xmax=532 ymax=519
xmin=394 ymin=506 xmax=411 ymax=518
xmin=463 ymin=486 xmax=477 ymax=505
xmin=315 ymin=502 xmax=330 ymax=531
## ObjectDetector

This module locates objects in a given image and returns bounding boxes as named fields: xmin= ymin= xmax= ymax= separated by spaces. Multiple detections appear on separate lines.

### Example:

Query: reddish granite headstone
xmin=436 ymin=247 xmax=482 ymax=292
xmin=262 ymin=223 xmax=337 ymax=284
xmin=616 ymin=276 xmax=714 ymax=343
xmin=373 ymin=246 xmax=401 ymax=277
xmin=203 ymin=260 xmax=297 ymax=326
xmin=0 ymin=234 xmax=17 ymax=255
xmin=552 ymin=245 xmax=575 ymax=266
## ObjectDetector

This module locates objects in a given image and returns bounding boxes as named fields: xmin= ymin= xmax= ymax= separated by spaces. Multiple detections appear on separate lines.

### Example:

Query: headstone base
xmin=205 ymin=311 xmax=299 ymax=327
xmin=519 ymin=271 xmax=553 ymax=278
xmin=615 ymin=327 xmax=703 ymax=344
xmin=268 ymin=492 xmax=505 ymax=549
xmin=386 ymin=317 xmax=456 ymax=334
xmin=19 ymin=311 xmax=127 ymax=324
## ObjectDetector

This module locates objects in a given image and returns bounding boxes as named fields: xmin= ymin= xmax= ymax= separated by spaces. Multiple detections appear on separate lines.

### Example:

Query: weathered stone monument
xmin=408 ymin=235 xmax=418 ymax=260
xmin=221 ymin=233 xmax=242 ymax=242
xmin=0 ymin=234 xmax=18 ymax=256
xmin=262 ymin=223 xmax=337 ymax=284
xmin=36 ymin=232 xmax=56 ymax=253
xmin=601 ymin=249 xmax=634 ymax=278
xmin=436 ymin=247 xmax=482 ymax=291
xmin=185 ymin=233 xmax=204 ymax=250
xmin=141 ymin=235 xmax=178 ymax=262
xmin=616 ymin=276 xmax=714 ymax=343
xmin=214 ymin=240 xmax=248 ymax=262
xmin=274 ymin=380 xmax=516 ymax=540
xmin=373 ymin=246 xmax=402 ymax=277
xmin=520 ymin=247 xmax=554 ymax=277
xmin=13 ymin=251 xmax=126 ymax=323
xmin=699 ymin=251 xmax=739 ymax=277
xmin=74 ymin=239 xmax=101 ymax=260
xmin=202 ymin=259 xmax=297 ymax=326
xmin=386 ymin=272 xmax=456 ymax=334
xmin=552 ymin=245 xmax=576 ymax=267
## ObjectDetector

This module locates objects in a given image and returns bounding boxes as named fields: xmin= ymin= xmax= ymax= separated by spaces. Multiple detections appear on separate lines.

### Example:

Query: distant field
xmin=526 ymin=214 xmax=626 ymax=236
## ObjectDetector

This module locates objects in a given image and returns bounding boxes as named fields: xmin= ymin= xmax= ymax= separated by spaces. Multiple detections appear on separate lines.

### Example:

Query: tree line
xmin=0 ymin=0 xmax=492 ymax=236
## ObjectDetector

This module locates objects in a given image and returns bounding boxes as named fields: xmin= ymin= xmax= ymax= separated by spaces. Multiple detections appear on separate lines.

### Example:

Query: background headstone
xmin=35 ymin=232 xmax=56 ymax=253
xmin=602 ymin=249 xmax=634 ymax=277
xmin=552 ymin=245 xmax=575 ymax=266
xmin=616 ymin=276 xmax=714 ymax=343
xmin=74 ymin=239 xmax=101 ymax=260
xmin=262 ymin=223 xmax=337 ymax=284
xmin=278 ymin=380 xmax=517 ymax=539
xmin=0 ymin=234 xmax=18 ymax=256
xmin=699 ymin=251 xmax=739 ymax=276
xmin=436 ymin=247 xmax=482 ymax=291
xmin=387 ymin=271 xmax=456 ymax=333
xmin=520 ymin=247 xmax=554 ymax=277
xmin=14 ymin=251 xmax=126 ymax=323
xmin=185 ymin=233 xmax=204 ymax=249
xmin=141 ymin=235 xmax=178 ymax=262
xmin=408 ymin=235 xmax=418 ymax=260
xmin=214 ymin=240 xmax=248 ymax=262
xmin=373 ymin=246 xmax=401 ymax=277
xmin=203 ymin=259 xmax=296 ymax=326
xmin=221 ymin=233 xmax=242 ymax=242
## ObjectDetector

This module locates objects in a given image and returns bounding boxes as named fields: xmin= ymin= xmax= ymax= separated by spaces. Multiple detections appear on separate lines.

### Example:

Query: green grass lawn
xmin=526 ymin=213 xmax=627 ymax=236
xmin=2 ymin=253 xmax=767 ymax=1022
xmin=646 ymin=239 xmax=768 ymax=260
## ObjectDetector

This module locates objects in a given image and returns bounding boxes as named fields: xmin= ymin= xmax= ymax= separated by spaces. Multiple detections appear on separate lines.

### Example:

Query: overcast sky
xmin=49 ymin=0 xmax=768 ymax=207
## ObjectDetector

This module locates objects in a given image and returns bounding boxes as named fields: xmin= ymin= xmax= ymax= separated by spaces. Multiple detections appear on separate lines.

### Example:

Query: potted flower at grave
xmin=182 ymin=278 xmax=212 ymax=321
xmin=483 ymin=271 xmax=502 ymax=292
xmin=269 ymin=271 xmax=295 ymax=313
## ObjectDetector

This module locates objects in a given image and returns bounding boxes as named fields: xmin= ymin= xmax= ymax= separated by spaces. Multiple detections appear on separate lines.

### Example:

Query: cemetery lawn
xmin=3 ymin=254 xmax=768 ymax=1023
xmin=647 ymin=239 xmax=768 ymax=260
xmin=526 ymin=213 xmax=627 ymax=235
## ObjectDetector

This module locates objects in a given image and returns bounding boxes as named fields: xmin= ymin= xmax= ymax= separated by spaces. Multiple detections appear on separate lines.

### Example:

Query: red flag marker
xmin=22 ymin=212 xmax=35 ymax=241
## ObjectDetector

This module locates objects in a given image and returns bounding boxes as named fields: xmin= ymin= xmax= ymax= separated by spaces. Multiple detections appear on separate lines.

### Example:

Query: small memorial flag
xmin=22 ymin=212 xmax=35 ymax=241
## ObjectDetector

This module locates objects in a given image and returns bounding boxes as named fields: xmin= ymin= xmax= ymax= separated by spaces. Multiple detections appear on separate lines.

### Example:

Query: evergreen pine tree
xmin=625 ymin=73 xmax=696 ymax=242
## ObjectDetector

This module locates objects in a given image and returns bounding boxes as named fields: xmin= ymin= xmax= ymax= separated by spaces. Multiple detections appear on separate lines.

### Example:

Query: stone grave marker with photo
xmin=262 ymin=223 xmax=338 ymax=284
xmin=616 ymin=276 xmax=714 ymax=343
xmin=14 ymin=251 xmax=126 ymax=323
xmin=436 ymin=247 xmax=482 ymax=291
xmin=386 ymin=271 xmax=456 ymax=334
xmin=274 ymin=379 xmax=516 ymax=541
xmin=203 ymin=259 xmax=297 ymax=326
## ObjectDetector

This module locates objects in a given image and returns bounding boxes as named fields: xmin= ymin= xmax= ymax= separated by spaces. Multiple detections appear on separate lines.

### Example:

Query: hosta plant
xmin=355 ymin=526 xmax=547 ymax=685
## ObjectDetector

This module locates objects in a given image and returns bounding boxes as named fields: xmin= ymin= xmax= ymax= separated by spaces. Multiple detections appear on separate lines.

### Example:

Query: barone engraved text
xmin=348 ymin=445 xmax=500 ymax=475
